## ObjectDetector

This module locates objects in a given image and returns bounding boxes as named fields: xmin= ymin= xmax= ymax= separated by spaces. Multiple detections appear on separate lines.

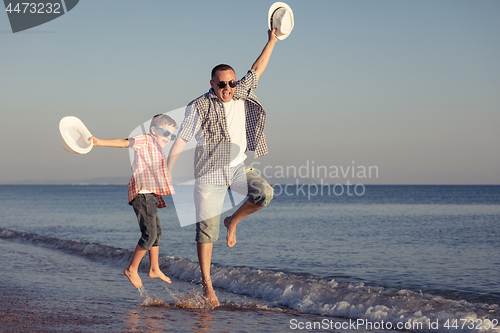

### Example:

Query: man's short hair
xmin=151 ymin=114 xmax=177 ymax=129
xmin=211 ymin=64 xmax=235 ymax=79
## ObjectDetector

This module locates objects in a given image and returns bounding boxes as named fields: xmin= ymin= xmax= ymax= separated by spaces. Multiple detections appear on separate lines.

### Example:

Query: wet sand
xmin=0 ymin=283 xmax=315 ymax=333
xmin=0 ymin=238 xmax=328 ymax=333
xmin=0 ymin=284 xmax=113 ymax=333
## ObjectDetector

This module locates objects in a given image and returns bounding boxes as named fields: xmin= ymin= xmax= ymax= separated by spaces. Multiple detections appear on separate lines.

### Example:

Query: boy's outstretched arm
xmin=89 ymin=137 xmax=129 ymax=148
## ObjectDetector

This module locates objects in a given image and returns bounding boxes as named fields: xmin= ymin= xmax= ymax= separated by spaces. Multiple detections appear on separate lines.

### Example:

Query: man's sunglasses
xmin=153 ymin=126 xmax=177 ymax=140
xmin=216 ymin=80 xmax=237 ymax=89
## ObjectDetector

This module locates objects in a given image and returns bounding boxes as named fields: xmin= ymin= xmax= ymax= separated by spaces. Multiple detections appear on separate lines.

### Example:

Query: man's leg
xmin=194 ymin=183 xmax=227 ymax=308
xmin=197 ymin=242 xmax=219 ymax=308
xmin=224 ymin=200 xmax=263 ymax=247
xmin=224 ymin=165 xmax=274 ymax=247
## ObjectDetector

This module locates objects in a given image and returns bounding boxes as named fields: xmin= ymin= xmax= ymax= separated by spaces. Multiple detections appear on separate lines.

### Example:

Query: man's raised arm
xmin=251 ymin=29 xmax=278 ymax=80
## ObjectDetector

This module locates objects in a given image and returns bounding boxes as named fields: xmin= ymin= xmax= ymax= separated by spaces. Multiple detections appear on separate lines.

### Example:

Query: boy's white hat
xmin=268 ymin=2 xmax=294 ymax=40
xmin=59 ymin=116 xmax=93 ymax=154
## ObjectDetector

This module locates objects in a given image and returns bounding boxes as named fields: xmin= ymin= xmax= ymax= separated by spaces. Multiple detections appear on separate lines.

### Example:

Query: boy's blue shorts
xmin=131 ymin=193 xmax=161 ymax=250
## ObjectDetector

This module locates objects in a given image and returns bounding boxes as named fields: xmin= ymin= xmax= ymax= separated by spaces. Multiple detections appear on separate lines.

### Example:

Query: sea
xmin=0 ymin=184 xmax=499 ymax=332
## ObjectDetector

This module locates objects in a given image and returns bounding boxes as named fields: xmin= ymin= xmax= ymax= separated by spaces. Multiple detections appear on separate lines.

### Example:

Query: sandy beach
xmin=0 ymin=238 xmax=317 ymax=333
xmin=0 ymin=280 xmax=314 ymax=333
xmin=0 ymin=284 xmax=112 ymax=333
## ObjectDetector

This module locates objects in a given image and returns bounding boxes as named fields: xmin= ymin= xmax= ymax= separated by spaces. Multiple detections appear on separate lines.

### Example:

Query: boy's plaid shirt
xmin=177 ymin=70 xmax=268 ymax=186
xmin=127 ymin=134 xmax=174 ymax=208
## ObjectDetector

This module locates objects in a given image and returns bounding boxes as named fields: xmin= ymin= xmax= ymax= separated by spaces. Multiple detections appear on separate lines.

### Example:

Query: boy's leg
xmin=126 ymin=193 xmax=163 ymax=288
xmin=136 ymin=195 xmax=160 ymax=251
xmin=146 ymin=208 xmax=171 ymax=283
xmin=147 ymin=246 xmax=171 ymax=283
xmin=124 ymin=244 xmax=147 ymax=288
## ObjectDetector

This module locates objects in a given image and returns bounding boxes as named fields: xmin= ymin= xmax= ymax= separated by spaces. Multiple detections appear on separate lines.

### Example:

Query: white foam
xmin=160 ymin=258 xmax=499 ymax=332
xmin=2 ymin=228 xmax=498 ymax=332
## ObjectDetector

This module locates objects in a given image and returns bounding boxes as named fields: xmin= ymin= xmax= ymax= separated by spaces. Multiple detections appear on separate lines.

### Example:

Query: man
xmin=167 ymin=29 xmax=278 ymax=308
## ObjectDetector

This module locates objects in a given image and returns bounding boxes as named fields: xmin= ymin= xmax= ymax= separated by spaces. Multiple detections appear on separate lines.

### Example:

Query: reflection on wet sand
xmin=125 ymin=310 xmax=168 ymax=332
xmin=125 ymin=285 xmax=218 ymax=332
xmin=191 ymin=309 xmax=215 ymax=333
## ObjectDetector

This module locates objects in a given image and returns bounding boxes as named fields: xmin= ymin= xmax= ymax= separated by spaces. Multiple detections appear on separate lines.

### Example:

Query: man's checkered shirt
xmin=177 ymin=69 xmax=268 ymax=186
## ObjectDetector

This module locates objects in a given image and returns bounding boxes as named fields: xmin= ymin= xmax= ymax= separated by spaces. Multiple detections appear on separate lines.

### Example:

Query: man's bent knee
xmin=247 ymin=178 xmax=274 ymax=207
xmin=245 ymin=166 xmax=274 ymax=207
xmin=250 ymin=184 xmax=273 ymax=207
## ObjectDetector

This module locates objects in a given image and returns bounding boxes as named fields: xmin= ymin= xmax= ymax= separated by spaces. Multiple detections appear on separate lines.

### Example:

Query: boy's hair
xmin=211 ymin=64 xmax=235 ymax=79
xmin=150 ymin=114 xmax=177 ymax=130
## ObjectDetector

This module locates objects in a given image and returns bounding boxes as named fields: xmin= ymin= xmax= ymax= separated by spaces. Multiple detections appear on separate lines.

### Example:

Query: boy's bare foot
xmin=224 ymin=216 xmax=237 ymax=248
xmin=148 ymin=268 xmax=172 ymax=283
xmin=124 ymin=268 xmax=142 ymax=288
xmin=202 ymin=286 xmax=220 ymax=309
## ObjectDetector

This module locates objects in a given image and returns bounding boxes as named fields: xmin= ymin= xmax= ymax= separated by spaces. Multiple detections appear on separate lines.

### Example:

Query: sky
xmin=1 ymin=0 xmax=499 ymax=185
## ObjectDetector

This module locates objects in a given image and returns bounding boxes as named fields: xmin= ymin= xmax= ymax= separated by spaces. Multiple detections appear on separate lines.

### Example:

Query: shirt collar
xmin=146 ymin=133 xmax=161 ymax=146
xmin=208 ymin=88 xmax=218 ymax=100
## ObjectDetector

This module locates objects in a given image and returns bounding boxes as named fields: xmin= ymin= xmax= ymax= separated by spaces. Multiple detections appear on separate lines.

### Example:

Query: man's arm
xmin=166 ymin=137 xmax=188 ymax=180
xmin=89 ymin=137 xmax=129 ymax=148
xmin=251 ymin=29 xmax=278 ymax=80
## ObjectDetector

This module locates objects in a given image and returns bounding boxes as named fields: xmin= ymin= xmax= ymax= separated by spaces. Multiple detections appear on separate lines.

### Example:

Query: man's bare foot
xmin=202 ymin=286 xmax=220 ymax=309
xmin=224 ymin=216 xmax=237 ymax=248
xmin=124 ymin=268 xmax=142 ymax=288
xmin=148 ymin=268 xmax=172 ymax=283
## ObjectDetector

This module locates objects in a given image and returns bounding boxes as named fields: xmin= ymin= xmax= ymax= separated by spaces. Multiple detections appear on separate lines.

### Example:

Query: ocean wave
xmin=1 ymin=228 xmax=498 ymax=332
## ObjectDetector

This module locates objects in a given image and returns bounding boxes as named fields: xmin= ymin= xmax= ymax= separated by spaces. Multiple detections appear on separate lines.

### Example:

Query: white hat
xmin=268 ymin=2 xmax=294 ymax=40
xmin=59 ymin=116 xmax=93 ymax=154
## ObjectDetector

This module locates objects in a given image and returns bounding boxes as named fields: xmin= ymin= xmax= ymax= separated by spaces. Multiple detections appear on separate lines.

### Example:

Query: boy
xmin=89 ymin=114 xmax=176 ymax=289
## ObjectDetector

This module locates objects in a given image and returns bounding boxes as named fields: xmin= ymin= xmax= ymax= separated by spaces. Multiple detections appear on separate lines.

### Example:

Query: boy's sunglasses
xmin=216 ymin=80 xmax=237 ymax=89
xmin=153 ymin=126 xmax=177 ymax=140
